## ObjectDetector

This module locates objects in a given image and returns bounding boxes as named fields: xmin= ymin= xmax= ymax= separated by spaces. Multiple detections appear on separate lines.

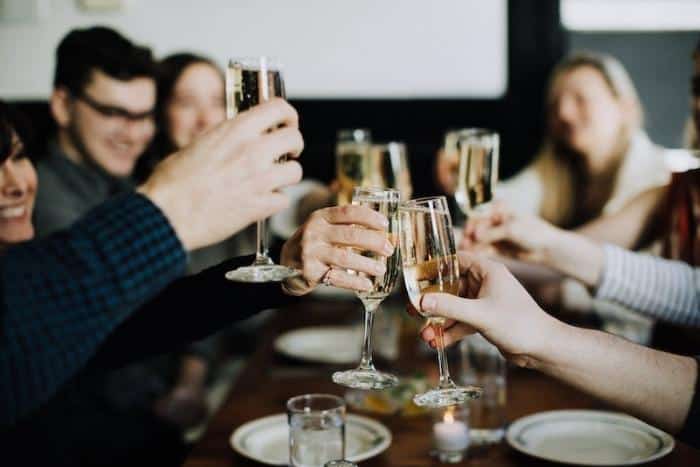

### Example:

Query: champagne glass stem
xmin=358 ymin=301 xmax=380 ymax=370
xmin=433 ymin=321 xmax=454 ymax=389
xmin=253 ymin=218 xmax=273 ymax=266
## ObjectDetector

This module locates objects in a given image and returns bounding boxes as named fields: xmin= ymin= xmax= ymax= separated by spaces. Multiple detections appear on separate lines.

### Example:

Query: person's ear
xmin=50 ymin=87 xmax=73 ymax=129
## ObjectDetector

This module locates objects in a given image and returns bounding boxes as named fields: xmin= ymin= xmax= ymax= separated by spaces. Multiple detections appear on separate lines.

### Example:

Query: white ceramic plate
xmin=506 ymin=410 xmax=674 ymax=466
xmin=274 ymin=326 xmax=360 ymax=364
xmin=231 ymin=413 xmax=391 ymax=465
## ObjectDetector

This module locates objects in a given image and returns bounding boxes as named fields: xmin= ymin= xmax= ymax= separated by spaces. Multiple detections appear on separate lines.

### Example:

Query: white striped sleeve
xmin=596 ymin=244 xmax=700 ymax=326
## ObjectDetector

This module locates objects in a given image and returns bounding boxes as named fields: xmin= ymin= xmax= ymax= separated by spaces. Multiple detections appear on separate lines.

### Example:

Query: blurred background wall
xmin=0 ymin=0 xmax=697 ymax=196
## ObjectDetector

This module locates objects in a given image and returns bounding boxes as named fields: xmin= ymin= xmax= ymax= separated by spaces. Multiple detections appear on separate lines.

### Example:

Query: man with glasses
xmin=30 ymin=26 xmax=185 ymax=460
xmin=34 ymin=26 xmax=157 ymax=234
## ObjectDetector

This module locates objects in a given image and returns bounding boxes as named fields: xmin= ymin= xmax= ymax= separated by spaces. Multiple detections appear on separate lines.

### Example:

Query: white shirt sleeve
xmin=596 ymin=244 xmax=700 ymax=326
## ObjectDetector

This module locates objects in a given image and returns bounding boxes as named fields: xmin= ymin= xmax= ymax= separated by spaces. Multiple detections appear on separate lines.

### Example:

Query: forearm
xmin=88 ymin=255 xmax=297 ymax=370
xmin=541 ymin=230 xmax=604 ymax=288
xmin=532 ymin=323 xmax=696 ymax=433
xmin=0 ymin=193 xmax=186 ymax=426
xmin=574 ymin=186 xmax=667 ymax=249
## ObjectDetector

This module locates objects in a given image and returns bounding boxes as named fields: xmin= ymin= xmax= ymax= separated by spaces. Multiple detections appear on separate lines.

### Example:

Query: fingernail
xmin=375 ymin=263 xmax=386 ymax=275
xmin=422 ymin=295 xmax=436 ymax=312
xmin=383 ymin=241 xmax=394 ymax=256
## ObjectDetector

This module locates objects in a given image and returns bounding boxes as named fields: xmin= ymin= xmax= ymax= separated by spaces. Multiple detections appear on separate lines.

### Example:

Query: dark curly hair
xmin=0 ymin=100 xmax=35 ymax=164
xmin=54 ymin=26 xmax=156 ymax=96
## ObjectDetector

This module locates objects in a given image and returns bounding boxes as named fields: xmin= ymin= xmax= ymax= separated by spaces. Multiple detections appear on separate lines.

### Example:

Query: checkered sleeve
xmin=0 ymin=192 xmax=186 ymax=426
xmin=596 ymin=244 xmax=700 ymax=326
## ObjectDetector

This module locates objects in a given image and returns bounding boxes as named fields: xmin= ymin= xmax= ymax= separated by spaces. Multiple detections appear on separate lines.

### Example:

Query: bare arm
xmin=536 ymin=324 xmax=696 ymax=434
xmin=419 ymin=253 xmax=697 ymax=435
xmin=574 ymin=186 xmax=667 ymax=249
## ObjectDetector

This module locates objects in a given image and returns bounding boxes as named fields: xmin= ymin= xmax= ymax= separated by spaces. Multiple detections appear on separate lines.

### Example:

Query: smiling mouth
xmin=0 ymin=205 xmax=26 ymax=220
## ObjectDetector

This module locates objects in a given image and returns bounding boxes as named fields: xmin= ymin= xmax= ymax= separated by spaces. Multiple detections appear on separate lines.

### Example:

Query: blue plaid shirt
xmin=0 ymin=192 xmax=186 ymax=427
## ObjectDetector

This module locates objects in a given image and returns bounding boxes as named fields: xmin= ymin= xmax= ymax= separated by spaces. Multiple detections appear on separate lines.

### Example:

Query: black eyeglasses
xmin=73 ymin=91 xmax=155 ymax=123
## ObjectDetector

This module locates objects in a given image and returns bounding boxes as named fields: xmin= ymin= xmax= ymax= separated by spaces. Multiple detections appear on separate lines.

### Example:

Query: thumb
xmin=420 ymin=292 xmax=488 ymax=330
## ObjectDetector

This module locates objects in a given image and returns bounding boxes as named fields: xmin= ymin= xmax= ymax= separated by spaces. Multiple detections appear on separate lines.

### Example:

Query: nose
xmin=556 ymin=95 xmax=578 ymax=124
xmin=2 ymin=161 xmax=27 ymax=200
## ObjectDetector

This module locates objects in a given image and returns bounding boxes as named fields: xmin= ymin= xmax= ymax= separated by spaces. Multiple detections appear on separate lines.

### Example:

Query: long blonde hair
xmin=535 ymin=51 xmax=645 ymax=226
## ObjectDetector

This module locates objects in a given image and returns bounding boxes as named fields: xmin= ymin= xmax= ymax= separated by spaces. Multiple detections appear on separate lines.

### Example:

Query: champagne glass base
xmin=412 ymin=385 xmax=482 ymax=408
xmin=332 ymin=368 xmax=399 ymax=390
xmin=225 ymin=265 xmax=299 ymax=283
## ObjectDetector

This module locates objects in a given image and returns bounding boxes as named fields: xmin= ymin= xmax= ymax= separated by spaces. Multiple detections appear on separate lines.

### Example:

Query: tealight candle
xmin=432 ymin=406 xmax=469 ymax=463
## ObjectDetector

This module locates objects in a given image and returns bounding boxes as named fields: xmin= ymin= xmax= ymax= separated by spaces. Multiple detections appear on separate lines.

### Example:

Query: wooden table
xmin=184 ymin=298 xmax=700 ymax=466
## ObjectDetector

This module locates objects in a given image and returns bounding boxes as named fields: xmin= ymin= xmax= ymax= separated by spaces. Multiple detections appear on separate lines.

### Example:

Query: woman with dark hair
xmin=0 ymin=102 xmax=38 ymax=249
xmin=136 ymin=53 xmax=225 ymax=181
xmin=0 ymin=100 xmax=393 ymax=464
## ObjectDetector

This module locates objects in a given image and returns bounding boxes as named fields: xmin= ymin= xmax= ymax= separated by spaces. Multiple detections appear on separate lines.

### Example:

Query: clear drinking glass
xmin=368 ymin=142 xmax=413 ymax=200
xmin=440 ymin=128 xmax=470 ymax=195
xmin=460 ymin=334 xmax=507 ymax=444
xmin=332 ymin=187 xmax=401 ymax=390
xmin=336 ymin=129 xmax=372 ymax=206
xmin=454 ymin=129 xmax=499 ymax=219
xmin=399 ymin=196 xmax=482 ymax=407
xmin=287 ymin=394 xmax=346 ymax=467
xmin=224 ymin=56 xmax=298 ymax=283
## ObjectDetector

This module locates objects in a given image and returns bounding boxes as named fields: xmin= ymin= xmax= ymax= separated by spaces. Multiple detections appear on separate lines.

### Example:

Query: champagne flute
xmin=332 ymin=187 xmax=401 ymax=390
xmin=399 ymin=196 xmax=482 ymax=407
xmin=368 ymin=142 xmax=413 ymax=200
xmin=454 ymin=129 xmax=499 ymax=219
xmin=440 ymin=128 xmax=467 ymax=195
xmin=336 ymin=129 xmax=372 ymax=206
xmin=224 ymin=56 xmax=298 ymax=283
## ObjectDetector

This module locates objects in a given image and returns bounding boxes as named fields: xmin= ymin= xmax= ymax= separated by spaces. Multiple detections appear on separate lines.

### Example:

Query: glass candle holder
xmin=432 ymin=405 xmax=470 ymax=463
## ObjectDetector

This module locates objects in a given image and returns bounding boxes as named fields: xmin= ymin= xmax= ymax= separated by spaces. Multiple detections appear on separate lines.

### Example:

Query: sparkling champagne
xmin=399 ymin=202 xmax=460 ymax=323
xmin=337 ymin=148 xmax=369 ymax=206
xmin=453 ymin=129 xmax=499 ymax=215
xmin=352 ymin=195 xmax=400 ymax=303
xmin=403 ymin=255 xmax=460 ymax=321
xmin=226 ymin=62 xmax=285 ymax=116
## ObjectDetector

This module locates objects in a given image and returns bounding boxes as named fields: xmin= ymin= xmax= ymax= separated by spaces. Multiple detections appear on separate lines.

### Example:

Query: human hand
xmin=281 ymin=205 xmax=394 ymax=295
xmin=153 ymin=383 xmax=208 ymax=430
xmin=418 ymin=252 xmax=565 ymax=368
xmin=460 ymin=203 xmax=563 ymax=264
xmin=138 ymin=98 xmax=304 ymax=251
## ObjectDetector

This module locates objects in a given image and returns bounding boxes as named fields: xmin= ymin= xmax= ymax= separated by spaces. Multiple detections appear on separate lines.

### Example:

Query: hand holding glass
xmin=332 ymin=187 xmax=401 ymax=390
xmin=224 ymin=56 xmax=298 ymax=283
xmin=399 ymin=196 xmax=482 ymax=407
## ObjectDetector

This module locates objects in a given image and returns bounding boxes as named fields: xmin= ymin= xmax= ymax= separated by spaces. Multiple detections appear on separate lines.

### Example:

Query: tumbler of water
xmin=459 ymin=334 xmax=507 ymax=445
xmin=288 ymin=394 xmax=346 ymax=467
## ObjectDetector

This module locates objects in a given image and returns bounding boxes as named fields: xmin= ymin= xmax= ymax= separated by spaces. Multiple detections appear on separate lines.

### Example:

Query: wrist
xmin=539 ymin=225 xmax=570 ymax=269
xmin=542 ymin=230 xmax=603 ymax=288
xmin=526 ymin=316 xmax=576 ymax=372
xmin=137 ymin=182 xmax=192 ymax=251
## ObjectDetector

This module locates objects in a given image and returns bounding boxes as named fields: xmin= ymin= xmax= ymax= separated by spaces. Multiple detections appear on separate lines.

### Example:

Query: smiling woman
xmin=0 ymin=102 xmax=36 ymax=249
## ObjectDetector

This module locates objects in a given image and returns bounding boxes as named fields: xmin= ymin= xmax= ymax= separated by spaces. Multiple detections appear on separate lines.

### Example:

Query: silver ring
xmin=321 ymin=267 xmax=333 ymax=286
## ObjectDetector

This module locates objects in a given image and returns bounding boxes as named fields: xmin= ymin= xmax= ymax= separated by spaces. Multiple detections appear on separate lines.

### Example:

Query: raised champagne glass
xmin=336 ymin=129 xmax=372 ymax=206
xmin=399 ymin=196 xmax=482 ymax=407
xmin=224 ymin=56 xmax=298 ymax=283
xmin=332 ymin=187 xmax=401 ymax=390
xmin=454 ymin=129 xmax=499 ymax=219
xmin=368 ymin=142 xmax=413 ymax=201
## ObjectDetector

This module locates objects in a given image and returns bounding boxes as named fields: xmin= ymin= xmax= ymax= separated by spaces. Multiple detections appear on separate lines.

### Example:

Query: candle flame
xmin=444 ymin=409 xmax=455 ymax=423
